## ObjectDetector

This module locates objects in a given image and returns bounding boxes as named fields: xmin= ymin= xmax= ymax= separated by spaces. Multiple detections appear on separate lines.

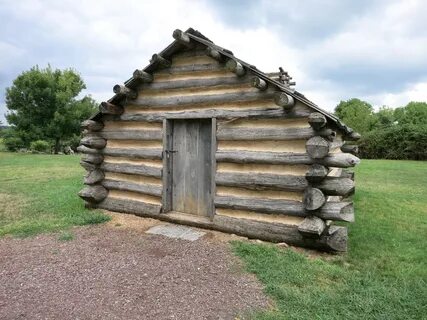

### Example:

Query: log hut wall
xmin=78 ymin=29 xmax=360 ymax=252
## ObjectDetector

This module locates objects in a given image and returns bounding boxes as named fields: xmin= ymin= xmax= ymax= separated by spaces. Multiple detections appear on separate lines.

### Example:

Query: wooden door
xmin=170 ymin=119 xmax=213 ymax=217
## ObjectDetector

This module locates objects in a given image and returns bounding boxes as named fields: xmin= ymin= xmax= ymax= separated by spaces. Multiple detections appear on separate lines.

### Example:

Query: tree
xmin=5 ymin=65 xmax=97 ymax=153
xmin=374 ymin=106 xmax=396 ymax=129
xmin=394 ymin=102 xmax=427 ymax=126
xmin=334 ymin=98 xmax=376 ymax=136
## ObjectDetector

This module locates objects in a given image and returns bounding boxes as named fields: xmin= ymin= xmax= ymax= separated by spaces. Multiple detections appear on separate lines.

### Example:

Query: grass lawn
xmin=0 ymin=152 xmax=109 ymax=237
xmin=233 ymin=160 xmax=427 ymax=319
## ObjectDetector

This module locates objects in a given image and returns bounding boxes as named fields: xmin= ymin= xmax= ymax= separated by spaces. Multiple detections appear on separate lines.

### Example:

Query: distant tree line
xmin=335 ymin=99 xmax=427 ymax=160
xmin=1 ymin=66 xmax=97 ymax=153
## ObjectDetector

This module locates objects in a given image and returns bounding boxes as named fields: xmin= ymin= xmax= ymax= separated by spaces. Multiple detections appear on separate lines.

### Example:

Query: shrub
xmin=30 ymin=140 xmax=51 ymax=153
xmin=3 ymin=136 xmax=25 ymax=152
xmin=359 ymin=124 xmax=427 ymax=160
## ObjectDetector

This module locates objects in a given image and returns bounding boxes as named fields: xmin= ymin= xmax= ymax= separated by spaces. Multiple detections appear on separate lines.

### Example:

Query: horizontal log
xmin=343 ymin=131 xmax=361 ymax=141
xmin=119 ymin=106 xmax=311 ymax=122
xmin=306 ymin=136 xmax=330 ymax=159
xmin=140 ymin=75 xmax=250 ymax=91
xmin=93 ymin=198 xmax=347 ymax=251
xmin=113 ymin=85 xmax=138 ymax=99
xmin=80 ymin=160 xmax=98 ymax=171
xmin=274 ymin=92 xmax=295 ymax=110
xmin=216 ymin=172 xmax=308 ymax=191
xmin=132 ymin=70 xmax=153 ymax=82
xmin=103 ymin=147 xmax=163 ymax=160
xmin=77 ymin=145 xmax=100 ymax=155
xmin=100 ymin=101 xmax=124 ymax=115
xmin=150 ymin=53 xmax=171 ymax=67
xmin=213 ymin=215 xmax=347 ymax=252
xmin=341 ymin=144 xmax=359 ymax=155
xmin=313 ymin=177 xmax=355 ymax=197
xmin=97 ymin=130 xmax=162 ymax=141
xmin=78 ymin=185 xmax=108 ymax=203
xmin=226 ymin=59 xmax=245 ymax=76
xmin=308 ymin=112 xmax=327 ymax=130
xmin=216 ymin=126 xmax=335 ymax=141
xmin=216 ymin=150 xmax=360 ymax=168
xmin=80 ymin=136 xmax=106 ymax=149
xmin=318 ymin=201 xmax=354 ymax=222
xmin=214 ymin=195 xmax=354 ymax=221
xmin=81 ymin=120 xmax=104 ymax=132
xmin=84 ymin=169 xmax=104 ymax=185
xmin=130 ymin=90 xmax=276 ymax=108
xmin=97 ymin=198 xmax=161 ymax=216
xmin=206 ymin=47 xmax=223 ymax=61
xmin=172 ymin=29 xmax=193 ymax=47
xmin=303 ymin=187 xmax=326 ymax=211
xmin=102 ymin=179 xmax=162 ymax=197
xmin=155 ymin=63 xmax=224 ymax=74
xmin=298 ymin=216 xmax=326 ymax=238
xmin=305 ymin=164 xmax=329 ymax=182
xmin=251 ymin=77 xmax=268 ymax=91
xmin=101 ymin=162 xmax=162 ymax=178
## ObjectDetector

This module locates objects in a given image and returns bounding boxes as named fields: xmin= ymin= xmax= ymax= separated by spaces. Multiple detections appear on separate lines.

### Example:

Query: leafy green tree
xmin=5 ymin=65 xmax=97 ymax=153
xmin=334 ymin=98 xmax=376 ymax=136
xmin=374 ymin=106 xmax=396 ymax=129
xmin=394 ymin=102 xmax=427 ymax=126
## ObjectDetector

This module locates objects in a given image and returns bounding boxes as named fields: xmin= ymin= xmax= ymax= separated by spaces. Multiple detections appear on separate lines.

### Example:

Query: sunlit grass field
xmin=0 ymin=152 xmax=109 ymax=236
xmin=234 ymin=160 xmax=427 ymax=319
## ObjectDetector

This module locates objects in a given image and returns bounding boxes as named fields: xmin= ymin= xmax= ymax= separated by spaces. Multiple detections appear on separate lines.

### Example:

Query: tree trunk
xmin=54 ymin=138 xmax=60 ymax=154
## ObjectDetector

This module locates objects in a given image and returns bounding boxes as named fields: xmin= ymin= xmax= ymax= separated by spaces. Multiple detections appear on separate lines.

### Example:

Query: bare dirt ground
xmin=0 ymin=213 xmax=270 ymax=320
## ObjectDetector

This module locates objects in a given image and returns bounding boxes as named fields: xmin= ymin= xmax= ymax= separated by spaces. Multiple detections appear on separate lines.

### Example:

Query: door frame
xmin=161 ymin=117 xmax=217 ymax=217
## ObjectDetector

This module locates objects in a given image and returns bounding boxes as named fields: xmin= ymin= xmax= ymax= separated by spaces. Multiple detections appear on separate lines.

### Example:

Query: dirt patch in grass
xmin=0 ymin=193 xmax=27 ymax=224
xmin=0 ymin=223 xmax=270 ymax=319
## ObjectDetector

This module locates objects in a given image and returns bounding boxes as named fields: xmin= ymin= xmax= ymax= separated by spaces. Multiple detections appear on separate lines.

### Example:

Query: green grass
xmin=233 ymin=160 xmax=427 ymax=319
xmin=0 ymin=152 xmax=110 ymax=237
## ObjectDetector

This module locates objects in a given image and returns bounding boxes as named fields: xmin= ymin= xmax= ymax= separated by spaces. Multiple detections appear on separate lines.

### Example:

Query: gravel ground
xmin=0 ymin=214 xmax=270 ymax=320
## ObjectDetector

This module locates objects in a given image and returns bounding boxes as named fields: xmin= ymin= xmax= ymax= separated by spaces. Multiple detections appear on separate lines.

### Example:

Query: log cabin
xmin=78 ymin=28 xmax=361 ymax=252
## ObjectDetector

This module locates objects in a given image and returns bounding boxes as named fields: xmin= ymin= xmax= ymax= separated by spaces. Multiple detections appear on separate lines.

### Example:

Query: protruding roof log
xmin=206 ymin=47 xmax=224 ymax=61
xmin=226 ymin=59 xmax=245 ymax=76
xmin=99 ymin=101 xmax=124 ymax=115
xmin=113 ymin=85 xmax=137 ymax=99
xmin=132 ymin=70 xmax=153 ymax=83
xmin=172 ymin=29 xmax=193 ymax=48
xmin=251 ymin=77 xmax=268 ymax=91
xmin=150 ymin=53 xmax=171 ymax=67
xmin=308 ymin=112 xmax=327 ymax=130
xmin=274 ymin=92 xmax=295 ymax=110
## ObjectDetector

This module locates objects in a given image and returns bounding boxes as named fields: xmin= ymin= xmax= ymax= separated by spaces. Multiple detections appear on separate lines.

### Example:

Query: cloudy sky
xmin=0 ymin=0 xmax=426 ymax=124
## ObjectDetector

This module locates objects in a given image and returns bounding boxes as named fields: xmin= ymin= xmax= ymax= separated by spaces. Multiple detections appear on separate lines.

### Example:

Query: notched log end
xmin=303 ymin=187 xmax=326 ymax=211
xmin=306 ymin=136 xmax=330 ymax=159
xmin=225 ymin=59 xmax=245 ymax=76
xmin=298 ymin=216 xmax=326 ymax=238
xmin=274 ymin=92 xmax=295 ymax=110
xmin=308 ymin=112 xmax=327 ymax=130
xmin=78 ymin=185 xmax=108 ymax=203
xmin=325 ymin=226 xmax=348 ymax=252
xmin=132 ymin=69 xmax=153 ymax=83
xmin=81 ymin=120 xmax=104 ymax=132
xmin=251 ymin=77 xmax=267 ymax=91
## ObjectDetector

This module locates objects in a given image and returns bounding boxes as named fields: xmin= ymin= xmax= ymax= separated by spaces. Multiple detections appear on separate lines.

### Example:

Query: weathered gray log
xmin=306 ymin=136 xmax=330 ymax=159
xmin=150 ymin=53 xmax=171 ymax=67
xmin=172 ymin=29 xmax=193 ymax=47
xmin=314 ymin=178 xmax=355 ymax=197
xmin=206 ymin=47 xmax=223 ymax=61
xmin=99 ymin=101 xmax=124 ymax=115
xmin=132 ymin=70 xmax=153 ymax=82
xmin=217 ymin=126 xmax=334 ymax=141
xmin=251 ymin=77 xmax=267 ymax=91
xmin=216 ymin=150 xmax=360 ymax=168
xmin=98 ymin=130 xmax=162 ymax=141
xmin=155 ymin=63 xmax=224 ymax=74
xmin=214 ymin=195 xmax=354 ymax=221
xmin=225 ymin=59 xmax=245 ymax=76
xmin=81 ymin=153 xmax=104 ymax=165
xmin=81 ymin=120 xmax=104 ymax=132
xmin=77 ymin=145 xmax=100 ymax=155
xmin=216 ymin=172 xmax=308 ymax=191
xmin=343 ymin=131 xmax=361 ymax=141
xmin=303 ymin=187 xmax=326 ymax=210
xmin=103 ymin=147 xmax=162 ymax=160
xmin=80 ymin=160 xmax=98 ymax=171
xmin=213 ymin=215 xmax=347 ymax=252
xmin=140 ymin=75 xmax=250 ymax=91
xmin=317 ymin=201 xmax=354 ymax=222
xmin=102 ymin=179 xmax=162 ymax=197
xmin=131 ymin=89 xmax=275 ymax=107
xmin=84 ymin=169 xmax=105 ymax=185
xmin=340 ymin=169 xmax=355 ymax=180
xmin=113 ymin=85 xmax=138 ymax=99
xmin=78 ymin=185 xmax=108 ymax=203
xmin=101 ymin=162 xmax=161 ymax=178
xmin=308 ymin=112 xmax=327 ymax=130
xmin=119 ymin=106 xmax=311 ymax=122
xmin=298 ymin=216 xmax=326 ymax=237
xmin=80 ymin=136 xmax=106 ymax=149
xmin=274 ymin=92 xmax=295 ymax=110
xmin=305 ymin=164 xmax=329 ymax=182
xmin=97 ymin=198 xmax=161 ymax=216
xmin=341 ymin=143 xmax=359 ymax=155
